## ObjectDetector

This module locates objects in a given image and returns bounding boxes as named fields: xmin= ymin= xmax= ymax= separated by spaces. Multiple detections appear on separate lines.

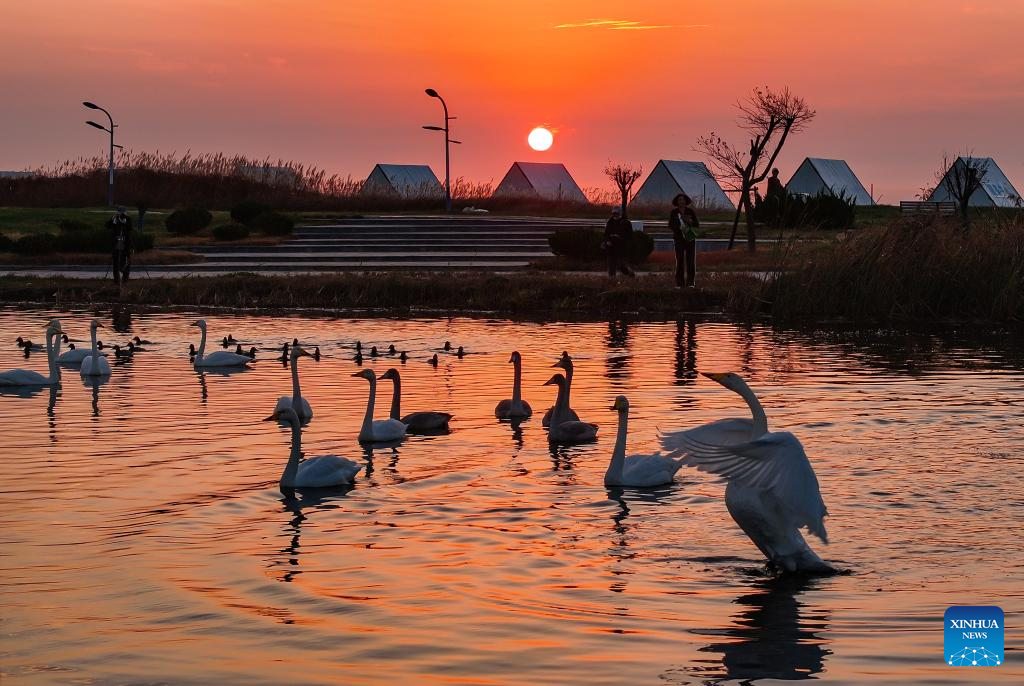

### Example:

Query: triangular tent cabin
xmin=928 ymin=157 xmax=1021 ymax=207
xmin=361 ymin=164 xmax=444 ymax=198
xmin=785 ymin=158 xmax=874 ymax=205
xmin=493 ymin=162 xmax=588 ymax=203
xmin=630 ymin=160 xmax=734 ymax=210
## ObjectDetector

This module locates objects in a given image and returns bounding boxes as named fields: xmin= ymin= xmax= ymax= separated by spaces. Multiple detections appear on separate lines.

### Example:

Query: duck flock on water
xmin=3 ymin=317 xmax=836 ymax=575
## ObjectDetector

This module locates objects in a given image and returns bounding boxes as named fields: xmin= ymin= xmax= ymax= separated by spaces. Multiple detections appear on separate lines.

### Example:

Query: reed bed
xmin=0 ymin=271 xmax=761 ymax=317
xmin=770 ymin=215 xmax=1024 ymax=323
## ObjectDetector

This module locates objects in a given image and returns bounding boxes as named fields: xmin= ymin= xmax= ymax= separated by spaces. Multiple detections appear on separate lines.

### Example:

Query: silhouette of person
xmin=106 ymin=206 xmax=133 ymax=284
xmin=669 ymin=193 xmax=699 ymax=288
xmin=604 ymin=206 xmax=634 ymax=277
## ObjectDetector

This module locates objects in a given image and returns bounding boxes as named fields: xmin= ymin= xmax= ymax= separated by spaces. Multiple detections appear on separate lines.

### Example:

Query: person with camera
xmin=669 ymin=193 xmax=699 ymax=288
xmin=106 ymin=206 xmax=133 ymax=285
xmin=603 ymin=206 xmax=635 ymax=278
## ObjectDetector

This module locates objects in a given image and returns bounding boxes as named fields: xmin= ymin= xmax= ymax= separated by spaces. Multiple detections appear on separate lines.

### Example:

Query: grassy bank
xmin=0 ymin=272 xmax=763 ymax=317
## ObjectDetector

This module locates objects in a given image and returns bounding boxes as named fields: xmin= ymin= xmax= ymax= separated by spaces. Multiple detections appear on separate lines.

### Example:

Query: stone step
xmin=192 ymin=243 xmax=551 ymax=255
xmin=181 ymin=251 xmax=540 ymax=263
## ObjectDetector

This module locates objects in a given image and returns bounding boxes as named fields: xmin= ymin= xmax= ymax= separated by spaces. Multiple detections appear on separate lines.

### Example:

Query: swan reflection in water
xmin=272 ymin=488 xmax=355 ymax=585
xmin=194 ymin=366 xmax=250 ymax=402
xmin=81 ymin=374 xmax=109 ymax=417
xmin=678 ymin=576 xmax=832 ymax=683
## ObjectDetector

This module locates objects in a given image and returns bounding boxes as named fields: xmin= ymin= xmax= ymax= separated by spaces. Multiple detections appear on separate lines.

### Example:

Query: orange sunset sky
xmin=2 ymin=0 xmax=1022 ymax=202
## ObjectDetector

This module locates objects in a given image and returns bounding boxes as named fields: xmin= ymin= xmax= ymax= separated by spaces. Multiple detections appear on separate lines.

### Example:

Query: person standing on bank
xmin=669 ymin=193 xmax=699 ymax=288
xmin=106 ymin=206 xmax=133 ymax=285
xmin=604 ymin=206 xmax=635 ymax=277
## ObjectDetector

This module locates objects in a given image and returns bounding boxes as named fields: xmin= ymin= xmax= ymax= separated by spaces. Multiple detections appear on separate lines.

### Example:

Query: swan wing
xmin=275 ymin=396 xmax=292 ymax=413
xmin=58 ymin=349 xmax=91 ymax=363
xmin=551 ymin=420 xmax=598 ymax=442
xmin=402 ymin=411 xmax=452 ymax=431
xmin=673 ymin=430 xmax=828 ymax=543
xmin=659 ymin=418 xmax=754 ymax=455
xmin=197 ymin=351 xmax=251 ymax=367
xmin=0 ymin=369 xmax=49 ymax=386
xmin=299 ymin=398 xmax=313 ymax=420
xmin=297 ymin=454 xmax=362 ymax=487
xmin=621 ymin=452 xmax=683 ymax=487
xmin=371 ymin=418 xmax=407 ymax=441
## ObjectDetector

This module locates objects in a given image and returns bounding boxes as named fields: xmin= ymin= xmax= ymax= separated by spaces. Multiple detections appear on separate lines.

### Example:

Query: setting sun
xmin=527 ymin=127 xmax=553 ymax=151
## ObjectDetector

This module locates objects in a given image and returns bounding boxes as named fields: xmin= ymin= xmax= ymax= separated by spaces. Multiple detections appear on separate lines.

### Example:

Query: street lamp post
xmin=83 ymin=101 xmax=118 ymax=206
xmin=423 ymin=88 xmax=461 ymax=213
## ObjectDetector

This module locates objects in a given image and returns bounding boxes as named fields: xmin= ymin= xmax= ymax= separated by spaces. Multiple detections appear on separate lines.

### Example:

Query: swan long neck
xmin=551 ymin=379 xmax=569 ymax=423
xmin=290 ymin=349 xmax=302 ymax=403
xmin=511 ymin=357 xmax=522 ymax=406
xmin=736 ymin=380 xmax=768 ymax=437
xmin=45 ymin=328 xmax=59 ymax=385
xmin=360 ymin=376 xmax=377 ymax=436
xmin=388 ymin=373 xmax=402 ymax=420
xmin=606 ymin=408 xmax=628 ymax=484
xmin=280 ymin=419 xmax=302 ymax=489
xmin=90 ymin=324 xmax=98 ymax=357
xmin=196 ymin=325 xmax=207 ymax=362
xmin=564 ymin=362 xmax=574 ymax=394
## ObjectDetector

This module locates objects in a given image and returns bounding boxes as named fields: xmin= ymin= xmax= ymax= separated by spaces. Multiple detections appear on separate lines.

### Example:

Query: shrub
xmin=58 ymin=219 xmax=93 ymax=233
xmin=212 ymin=223 xmax=250 ymax=241
xmin=627 ymin=231 xmax=655 ymax=263
xmin=251 ymin=211 xmax=294 ymax=236
xmin=0 ymin=233 xmax=15 ymax=251
xmin=54 ymin=229 xmax=155 ymax=253
xmin=166 ymin=207 xmax=213 ymax=235
xmin=231 ymin=200 xmax=272 ymax=226
xmin=758 ymin=190 xmax=857 ymax=230
xmin=13 ymin=233 xmax=57 ymax=255
xmin=548 ymin=228 xmax=604 ymax=260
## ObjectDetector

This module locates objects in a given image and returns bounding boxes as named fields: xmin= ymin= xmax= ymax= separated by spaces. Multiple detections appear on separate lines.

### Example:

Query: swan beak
xmin=296 ymin=346 xmax=312 ymax=357
xmin=542 ymin=378 xmax=556 ymax=386
xmin=263 ymin=412 xmax=279 ymax=421
xmin=701 ymin=372 xmax=726 ymax=382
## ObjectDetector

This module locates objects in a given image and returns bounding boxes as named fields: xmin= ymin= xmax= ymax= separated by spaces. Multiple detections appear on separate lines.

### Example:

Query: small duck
xmin=245 ymin=346 xmax=257 ymax=359
xmin=312 ymin=346 xmax=321 ymax=361
xmin=16 ymin=337 xmax=43 ymax=351
xmin=188 ymin=343 xmax=197 ymax=357
xmin=443 ymin=341 xmax=452 ymax=351
xmin=428 ymin=353 xmax=439 ymax=367
xmin=354 ymin=351 xmax=364 ymax=365
xmin=127 ymin=340 xmax=145 ymax=353
xmin=222 ymin=334 xmax=239 ymax=348
xmin=399 ymin=350 xmax=408 ymax=362
xmin=355 ymin=340 xmax=362 ymax=353
xmin=132 ymin=335 xmax=154 ymax=345
xmin=277 ymin=342 xmax=290 ymax=361
xmin=456 ymin=346 xmax=465 ymax=359
xmin=370 ymin=346 xmax=379 ymax=358
xmin=112 ymin=344 xmax=134 ymax=360
xmin=388 ymin=344 xmax=397 ymax=355
xmin=96 ymin=340 xmax=106 ymax=351
xmin=235 ymin=344 xmax=245 ymax=356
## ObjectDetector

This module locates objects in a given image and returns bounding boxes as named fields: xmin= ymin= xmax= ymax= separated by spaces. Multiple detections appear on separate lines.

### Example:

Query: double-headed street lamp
xmin=422 ymin=88 xmax=460 ymax=213
xmin=83 ymin=101 xmax=120 ymax=206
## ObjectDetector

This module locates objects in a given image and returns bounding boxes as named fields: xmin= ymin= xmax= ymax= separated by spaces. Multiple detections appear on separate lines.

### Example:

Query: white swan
xmin=495 ymin=351 xmax=533 ymax=418
xmin=274 ymin=344 xmax=313 ymax=421
xmin=80 ymin=319 xmax=111 ymax=377
xmin=379 ymin=368 xmax=452 ymax=432
xmin=543 ymin=373 xmax=598 ymax=443
xmin=1 ymin=321 xmax=63 ymax=386
xmin=267 ymin=407 xmax=361 ymax=489
xmin=57 ymin=329 xmax=93 ymax=364
xmin=659 ymin=372 xmax=834 ymax=574
xmin=606 ymin=396 xmax=683 ymax=487
xmin=542 ymin=353 xmax=580 ymax=426
xmin=191 ymin=319 xmax=252 ymax=368
xmin=353 ymin=369 xmax=407 ymax=442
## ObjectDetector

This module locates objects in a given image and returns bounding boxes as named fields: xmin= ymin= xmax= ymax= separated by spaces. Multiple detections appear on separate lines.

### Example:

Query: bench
xmin=900 ymin=201 xmax=957 ymax=216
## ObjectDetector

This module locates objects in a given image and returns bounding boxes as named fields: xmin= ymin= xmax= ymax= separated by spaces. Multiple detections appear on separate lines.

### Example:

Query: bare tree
xmin=931 ymin=153 xmax=989 ymax=228
xmin=695 ymin=87 xmax=815 ymax=251
xmin=603 ymin=162 xmax=642 ymax=217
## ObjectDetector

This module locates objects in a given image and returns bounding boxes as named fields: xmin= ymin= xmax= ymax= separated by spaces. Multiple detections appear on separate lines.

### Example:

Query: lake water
xmin=1 ymin=306 xmax=1022 ymax=685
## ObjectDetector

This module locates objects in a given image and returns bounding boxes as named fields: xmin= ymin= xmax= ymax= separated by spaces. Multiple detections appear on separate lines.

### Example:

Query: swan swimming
xmin=57 ymin=328 xmax=94 ymax=364
xmin=605 ymin=396 xmax=684 ymax=487
xmin=495 ymin=351 xmax=532 ymax=418
xmin=378 ymin=367 xmax=452 ymax=433
xmin=191 ymin=320 xmax=252 ymax=368
xmin=353 ymin=369 xmax=407 ymax=442
xmin=274 ymin=344 xmax=314 ymax=421
xmin=543 ymin=373 xmax=598 ymax=444
xmin=80 ymin=319 xmax=111 ymax=377
xmin=1 ymin=321 xmax=63 ymax=387
xmin=267 ymin=407 xmax=361 ymax=489
xmin=659 ymin=372 xmax=834 ymax=574
xmin=542 ymin=352 xmax=580 ymax=427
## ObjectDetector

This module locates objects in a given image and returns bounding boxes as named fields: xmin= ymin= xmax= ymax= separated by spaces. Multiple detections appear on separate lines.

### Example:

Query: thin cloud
xmin=554 ymin=19 xmax=709 ymax=30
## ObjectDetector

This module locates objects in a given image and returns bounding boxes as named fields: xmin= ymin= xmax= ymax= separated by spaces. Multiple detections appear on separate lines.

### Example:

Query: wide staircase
xmin=182 ymin=215 xmax=604 ymax=272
